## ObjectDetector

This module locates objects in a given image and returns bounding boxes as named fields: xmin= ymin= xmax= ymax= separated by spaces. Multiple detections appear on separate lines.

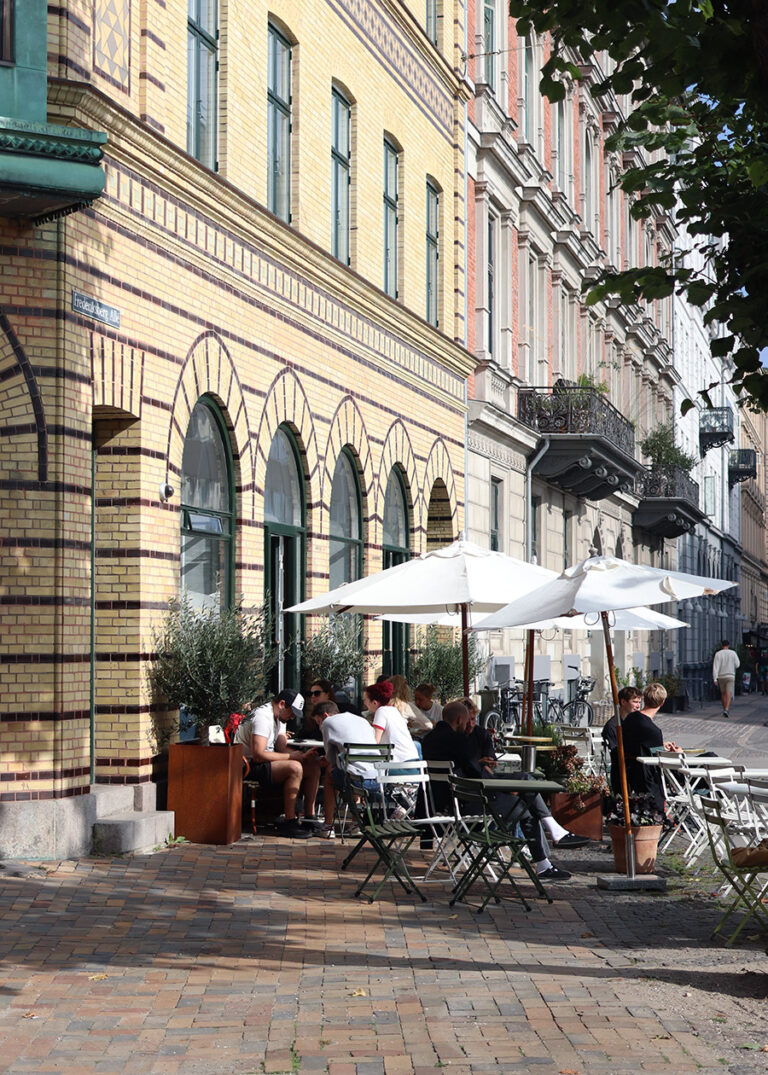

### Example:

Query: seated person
xmin=622 ymin=682 xmax=681 ymax=813
xmin=422 ymin=701 xmax=587 ymax=881
xmin=234 ymin=689 xmax=321 ymax=839
xmin=414 ymin=683 xmax=443 ymax=728
xmin=305 ymin=679 xmax=335 ymax=736
xmin=460 ymin=697 xmax=496 ymax=774
xmin=366 ymin=680 xmax=419 ymax=765
xmin=315 ymin=702 xmax=380 ymax=837
xmin=387 ymin=674 xmax=433 ymax=737
xmin=602 ymin=686 xmax=643 ymax=796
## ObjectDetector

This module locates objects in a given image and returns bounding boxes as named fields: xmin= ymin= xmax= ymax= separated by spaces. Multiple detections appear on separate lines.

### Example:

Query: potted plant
xmin=300 ymin=615 xmax=371 ymax=706
xmin=148 ymin=594 xmax=276 ymax=844
xmin=606 ymin=794 xmax=665 ymax=875
xmin=538 ymin=743 xmax=608 ymax=840
xmin=639 ymin=423 xmax=697 ymax=474
xmin=411 ymin=625 xmax=484 ymax=702
xmin=658 ymin=668 xmax=685 ymax=712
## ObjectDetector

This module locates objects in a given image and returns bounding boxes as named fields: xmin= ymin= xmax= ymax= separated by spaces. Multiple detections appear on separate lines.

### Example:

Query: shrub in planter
xmin=149 ymin=593 xmax=277 ymax=735
xmin=606 ymin=794 xmax=665 ymax=874
xmin=538 ymin=744 xmax=608 ymax=840
xmin=411 ymin=625 xmax=484 ymax=703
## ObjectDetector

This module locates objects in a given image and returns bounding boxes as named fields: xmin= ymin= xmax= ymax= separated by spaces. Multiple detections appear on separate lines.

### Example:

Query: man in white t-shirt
xmin=712 ymin=640 xmax=740 ymax=719
xmin=315 ymin=704 xmax=379 ymax=837
xmin=234 ymin=689 xmax=321 ymax=838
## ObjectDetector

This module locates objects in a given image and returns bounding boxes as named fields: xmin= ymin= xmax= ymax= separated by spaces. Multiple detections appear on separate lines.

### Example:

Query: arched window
xmin=180 ymin=398 xmax=234 ymax=610
xmin=264 ymin=425 xmax=305 ymax=688
xmin=522 ymin=36 xmax=535 ymax=144
xmin=584 ymin=132 xmax=594 ymax=230
xmin=329 ymin=450 xmax=362 ymax=589
xmin=382 ymin=467 xmax=410 ymax=676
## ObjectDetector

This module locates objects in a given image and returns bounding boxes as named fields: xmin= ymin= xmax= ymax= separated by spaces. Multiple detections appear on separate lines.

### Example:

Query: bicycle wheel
xmin=562 ymin=699 xmax=592 ymax=728
xmin=482 ymin=709 xmax=504 ymax=740
xmin=546 ymin=698 xmax=566 ymax=725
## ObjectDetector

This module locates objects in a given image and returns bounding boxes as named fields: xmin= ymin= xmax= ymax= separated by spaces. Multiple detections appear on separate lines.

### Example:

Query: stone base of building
xmin=0 ymin=783 xmax=168 ymax=860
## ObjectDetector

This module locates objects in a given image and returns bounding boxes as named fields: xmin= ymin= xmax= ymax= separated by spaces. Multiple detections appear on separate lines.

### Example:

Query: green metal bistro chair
xmin=341 ymin=774 xmax=427 ymax=904
xmin=335 ymin=742 xmax=393 ymax=853
xmin=700 ymin=797 xmax=768 ymax=945
xmin=449 ymin=777 xmax=548 ymax=914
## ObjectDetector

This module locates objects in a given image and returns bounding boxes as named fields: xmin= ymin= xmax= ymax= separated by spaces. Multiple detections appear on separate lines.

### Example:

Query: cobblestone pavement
xmin=1 ymin=700 xmax=767 ymax=1075
xmin=1 ymin=837 xmax=767 ymax=1075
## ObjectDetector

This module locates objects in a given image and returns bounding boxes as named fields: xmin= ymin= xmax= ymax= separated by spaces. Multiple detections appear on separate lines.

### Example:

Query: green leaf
xmin=747 ymin=160 xmax=768 ymax=188
xmin=680 ymin=398 xmax=696 ymax=416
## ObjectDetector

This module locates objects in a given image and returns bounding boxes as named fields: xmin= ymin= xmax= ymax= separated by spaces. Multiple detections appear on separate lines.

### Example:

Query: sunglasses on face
xmin=309 ymin=690 xmax=323 ymax=697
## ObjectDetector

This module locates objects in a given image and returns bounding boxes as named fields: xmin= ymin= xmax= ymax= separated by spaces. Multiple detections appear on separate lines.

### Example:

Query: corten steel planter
xmin=608 ymin=823 xmax=663 ymax=874
xmin=168 ymin=742 xmax=243 ymax=845
xmin=550 ymin=791 xmax=604 ymax=841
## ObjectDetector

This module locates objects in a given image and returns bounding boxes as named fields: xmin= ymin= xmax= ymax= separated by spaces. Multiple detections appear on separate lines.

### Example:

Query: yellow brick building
xmin=0 ymin=0 xmax=474 ymax=856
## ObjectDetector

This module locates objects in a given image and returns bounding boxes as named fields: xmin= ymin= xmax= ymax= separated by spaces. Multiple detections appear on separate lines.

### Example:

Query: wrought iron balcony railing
xmin=517 ymin=385 xmax=635 ymax=458
xmin=729 ymin=448 xmax=758 ymax=486
xmin=636 ymin=465 xmax=700 ymax=507
xmin=699 ymin=406 xmax=734 ymax=453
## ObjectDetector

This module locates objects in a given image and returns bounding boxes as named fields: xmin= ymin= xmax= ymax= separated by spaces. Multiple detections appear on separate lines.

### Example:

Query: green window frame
xmin=382 ymin=467 xmax=410 ymax=677
xmin=426 ymin=181 xmax=439 ymax=326
xmin=332 ymin=88 xmax=351 ymax=264
xmin=1 ymin=0 xmax=13 ymax=63
xmin=267 ymin=22 xmax=291 ymax=222
xmin=329 ymin=448 xmax=363 ymax=590
xmin=180 ymin=396 xmax=235 ymax=610
xmin=187 ymin=0 xmax=218 ymax=169
xmin=383 ymin=138 xmax=399 ymax=298
xmin=264 ymin=425 xmax=306 ymax=690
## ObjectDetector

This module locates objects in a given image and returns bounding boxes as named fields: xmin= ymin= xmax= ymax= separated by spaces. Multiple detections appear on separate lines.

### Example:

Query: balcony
xmin=729 ymin=449 xmax=758 ymax=487
xmin=517 ymin=385 xmax=641 ymax=500
xmin=633 ymin=466 xmax=704 ymax=539
xmin=699 ymin=407 xmax=735 ymax=454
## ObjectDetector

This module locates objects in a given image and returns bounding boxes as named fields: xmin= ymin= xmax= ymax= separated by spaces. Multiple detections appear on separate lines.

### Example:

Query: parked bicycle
xmin=558 ymin=675 xmax=595 ymax=727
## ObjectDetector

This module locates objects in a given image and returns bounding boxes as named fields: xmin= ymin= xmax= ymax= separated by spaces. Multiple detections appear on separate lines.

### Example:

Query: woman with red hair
xmin=364 ymin=680 xmax=418 ymax=764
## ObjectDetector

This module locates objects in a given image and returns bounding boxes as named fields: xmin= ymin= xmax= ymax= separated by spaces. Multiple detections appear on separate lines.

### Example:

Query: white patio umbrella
xmin=287 ymin=539 xmax=557 ymax=695
xmin=473 ymin=554 xmax=735 ymax=877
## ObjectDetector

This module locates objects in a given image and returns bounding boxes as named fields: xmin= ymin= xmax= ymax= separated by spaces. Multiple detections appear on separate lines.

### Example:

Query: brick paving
xmin=1 ymin=832 xmax=767 ymax=1075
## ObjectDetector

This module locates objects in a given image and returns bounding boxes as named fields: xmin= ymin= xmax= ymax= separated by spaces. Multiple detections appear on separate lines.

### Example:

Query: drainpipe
xmin=526 ymin=438 xmax=550 ymax=562
xmin=463 ymin=376 xmax=469 ymax=541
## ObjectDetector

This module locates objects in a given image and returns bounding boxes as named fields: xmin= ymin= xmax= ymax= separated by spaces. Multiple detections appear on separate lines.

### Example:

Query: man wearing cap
xmin=234 ymin=689 xmax=321 ymax=839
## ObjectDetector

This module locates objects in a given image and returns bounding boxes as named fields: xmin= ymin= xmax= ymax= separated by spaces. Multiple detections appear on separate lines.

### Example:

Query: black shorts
xmin=244 ymin=760 xmax=272 ymax=787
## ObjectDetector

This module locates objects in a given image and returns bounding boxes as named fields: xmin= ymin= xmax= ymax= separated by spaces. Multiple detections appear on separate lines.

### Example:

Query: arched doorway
xmin=180 ymin=398 xmax=234 ymax=610
xmin=329 ymin=449 xmax=362 ymax=589
xmin=264 ymin=425 xmax=305 ymax=689
xmin=382 ymin=467 xmax=410 ymax=676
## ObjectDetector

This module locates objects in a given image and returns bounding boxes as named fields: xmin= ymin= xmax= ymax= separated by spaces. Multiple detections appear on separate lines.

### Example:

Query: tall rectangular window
xmin=187 ymin=0 xmax=217 ymax=169
xmin=267 ymin=23 xmax=291 ymax=222
xmin=426 ymin=181 xmax=439 ymax=326
xmin=1 ymin=0 xmax=13 ymax=63
xmin=487 ymin=214 xmax=496 ymax=355
xmin=383 ymin=139 xmax=398 ymax=298
xmin=332 ymin=89 xmax=351 ymax=264
xmin=426 ymin=0 xmax=437 ymax=45
xmin=531 ymin=495 xmax=541 ymax=563
xmin=484 ymin=213 xmax=496 ymax=356
xmin=490 ymin=477 xmax=502 ymax=552
xmin=483 ymin=0 xmax=495 ymax=90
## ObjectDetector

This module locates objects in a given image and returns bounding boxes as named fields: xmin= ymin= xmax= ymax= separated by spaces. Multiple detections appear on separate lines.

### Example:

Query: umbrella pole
xmin=525 ymin=629 xmax=534 ymax=737
xmin=461 ymin=603 xmax=470 ymax=699
xmin=601 ymin=611 xmax=635 ymax=879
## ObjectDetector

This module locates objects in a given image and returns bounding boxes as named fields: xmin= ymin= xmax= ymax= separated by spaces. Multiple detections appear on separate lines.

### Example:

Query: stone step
xmin=90 ymin=784 xmax=135 ymax=818
xmin=92 ymin=810 xmax=175 ymax=855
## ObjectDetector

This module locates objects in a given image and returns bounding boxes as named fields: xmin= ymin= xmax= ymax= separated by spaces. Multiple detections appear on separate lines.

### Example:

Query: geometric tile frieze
xmin=94 ymin=0 xmax=131 ymax=91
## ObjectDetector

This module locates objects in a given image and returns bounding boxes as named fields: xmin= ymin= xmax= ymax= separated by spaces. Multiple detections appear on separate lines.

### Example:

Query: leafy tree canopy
xmin=509 ymin=0 xmax=768 ymax=408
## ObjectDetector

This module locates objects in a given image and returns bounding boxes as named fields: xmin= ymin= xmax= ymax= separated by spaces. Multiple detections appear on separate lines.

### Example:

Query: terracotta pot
xmin=608 ymin=823 xmax=663 ymax=874
xmin=168 ymin=742 xmax=244 ymax=845
xmin=550 ymin=791 xmax=604 ymax=841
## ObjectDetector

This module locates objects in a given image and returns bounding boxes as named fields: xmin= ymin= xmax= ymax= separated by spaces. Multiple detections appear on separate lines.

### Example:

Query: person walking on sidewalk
xmin=712 ymin=639 xmax=740 ymax=719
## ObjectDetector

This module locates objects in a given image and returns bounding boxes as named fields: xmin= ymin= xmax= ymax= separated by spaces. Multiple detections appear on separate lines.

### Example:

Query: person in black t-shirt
xmin=621 ymin=682 xmax=681 ymax=812
xmin=602 ymin=686 xmax=642 ymax=795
